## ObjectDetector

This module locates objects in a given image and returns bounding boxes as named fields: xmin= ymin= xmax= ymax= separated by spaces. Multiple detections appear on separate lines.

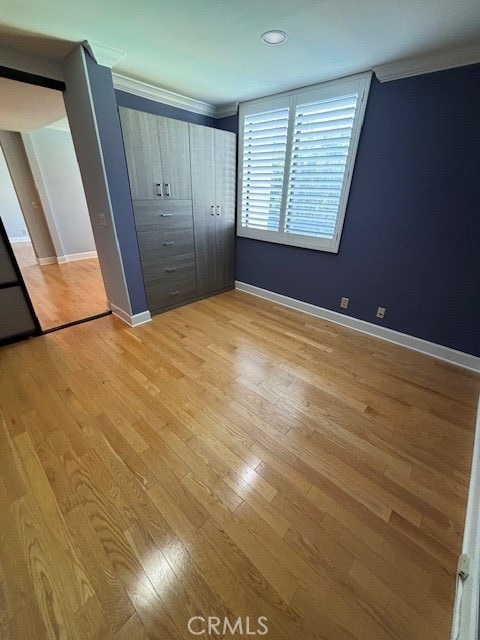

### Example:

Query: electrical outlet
xmin=31 ymin=201 xmax=38 ymax=209
xmin=99 ymin=213 xmax=107 ymax=227
xmin=340 ymin=297 xmax=349 ymax=309
xmin=376 ymin=307 xmax=386 ymax=319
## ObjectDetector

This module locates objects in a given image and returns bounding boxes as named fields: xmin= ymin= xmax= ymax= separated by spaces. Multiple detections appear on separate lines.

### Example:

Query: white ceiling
xmin=0 ymin=77 xmax=67 ymax=132
xmin=1 ymin=0 xmax=480 ymax=104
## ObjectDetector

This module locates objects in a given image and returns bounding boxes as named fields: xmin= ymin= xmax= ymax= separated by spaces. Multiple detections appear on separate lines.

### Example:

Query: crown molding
xmin=112 ymin=73 xmax=218 ymax=117
xmin=374 ymin=42 xmax=480 ymax=82
xmin=82 ymin=41 xmax=125 ymax=69
xmin=215 ymin=102 xmax=239 ymax=118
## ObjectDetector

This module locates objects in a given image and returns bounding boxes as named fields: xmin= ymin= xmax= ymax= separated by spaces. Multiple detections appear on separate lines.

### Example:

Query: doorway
xmin=0 ymin=77 xmax=109 ymax=332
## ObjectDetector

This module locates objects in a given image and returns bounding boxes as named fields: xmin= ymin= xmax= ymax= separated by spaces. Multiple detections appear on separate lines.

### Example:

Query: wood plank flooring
xmin=0 ymin=289 xmax=478 ymax=640
xmin=11 ymin=242 xmax=108 ymax=330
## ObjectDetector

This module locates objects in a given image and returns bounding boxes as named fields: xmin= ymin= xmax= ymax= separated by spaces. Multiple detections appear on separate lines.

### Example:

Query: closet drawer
xmin=146 ymin=278 xmax=197 ymax=310
xmin=142 ymin=253 xmax=196 ymax=288
xmin=133 ymin=200 xmax=193 ymax=231
xmin=137 ymin=228 xmax=195 ymax=260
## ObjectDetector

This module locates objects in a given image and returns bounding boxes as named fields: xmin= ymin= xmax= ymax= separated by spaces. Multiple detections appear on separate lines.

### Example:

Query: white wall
xmin=26 ymin=127 xmax=96 ymax=257
xmin=0 ymin=130 xmax=56 ymax=260
xmin=0 ymin=145 xmax=29 ymax=241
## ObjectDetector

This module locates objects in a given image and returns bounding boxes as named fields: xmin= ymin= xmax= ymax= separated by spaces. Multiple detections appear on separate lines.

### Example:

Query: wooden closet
xmin=119 ymin=107 xmax=236 ymax=315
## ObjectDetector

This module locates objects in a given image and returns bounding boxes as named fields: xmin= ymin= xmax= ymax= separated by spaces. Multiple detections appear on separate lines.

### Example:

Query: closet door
xmin=119 ymin=107 xmax=163 ymax=200
xmin=189 ymin=124 xmax=216 ymax=296
xmin=0 ymin=220 xmax=40 ymax=344
xmin=214 ymin=129 xmax=236 ymax=291
xmin=157 ymin=117 xmax=192 ymax=200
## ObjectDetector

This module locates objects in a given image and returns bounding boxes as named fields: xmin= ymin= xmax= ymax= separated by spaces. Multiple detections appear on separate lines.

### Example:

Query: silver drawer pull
xmin=216 ymin=205 xmax=221 ymax=216
xmin=169 ymin=290 xmax=180 ymax=296
xmin=163 ymin=241 xmax=175 ymax=246
xmin=166 ymin=267 xmax=177 ymax=273
xmin=156 ymin=183 xmax=162 ymax=196
xmin=211 ymin=205 xmax=215 ymax=216
xmin=164 ymin=183 xmax=171 ymax=197
xmin=160 ymin=213 xmax=173 ymax=217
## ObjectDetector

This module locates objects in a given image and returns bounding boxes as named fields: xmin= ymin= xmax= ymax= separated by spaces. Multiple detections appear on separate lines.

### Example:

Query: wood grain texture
xmin=119 ymin=107 xmax=163 ymax=200
xmin=132 ymin=201 xmax=194 ymax=232
xmin=214 ymin=129 xmax=236 ymax=291
xmin=189 ymin=125 xmax=236 ymax=296
xmin=156 ymin=117 xmax=192 ymax=201
xmin=189 ymin=124 xmax=217 ymax=296
xmin=0 ymin=289 xmax=478 ymax=639
xmin=11 ymin=242 xmax=108 ymax=331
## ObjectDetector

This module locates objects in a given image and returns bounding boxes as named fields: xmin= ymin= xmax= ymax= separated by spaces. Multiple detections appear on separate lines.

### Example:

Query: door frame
xmin=0 ymin=217 xmax=42 ymax=346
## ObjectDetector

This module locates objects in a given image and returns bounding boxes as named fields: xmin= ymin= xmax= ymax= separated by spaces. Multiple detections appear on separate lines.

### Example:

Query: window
xmin=237 ymin=72 xmax=371 ymax=252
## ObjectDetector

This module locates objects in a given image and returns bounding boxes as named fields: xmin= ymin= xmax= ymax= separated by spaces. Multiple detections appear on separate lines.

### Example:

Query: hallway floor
xmin=11 ymin=242 xmax=108 ymax=330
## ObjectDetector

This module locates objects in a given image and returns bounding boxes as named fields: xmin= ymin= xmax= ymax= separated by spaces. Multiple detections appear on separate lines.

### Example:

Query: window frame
xmin=236 ymin=72 xmax=372 ymax=253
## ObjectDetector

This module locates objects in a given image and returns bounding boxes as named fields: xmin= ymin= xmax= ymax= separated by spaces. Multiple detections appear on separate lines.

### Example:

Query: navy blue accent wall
xmin=237 ymin=65 xmax=480 ymax=356
xmin=85 ymin=55 xmax=148 ymax=314
xmin=215 ymin=115 xmax=238 ymax=134
xmin=115 ymin=89 xmax=216 ymax=127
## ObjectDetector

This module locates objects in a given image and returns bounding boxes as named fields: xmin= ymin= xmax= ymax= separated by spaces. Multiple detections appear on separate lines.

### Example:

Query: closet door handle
xmin=155 ymin=183 xmax=162 ymax=197
xmin=211 ymin=205 xmax=215 ymax=216
xmin=160 ymin=213 xmax=173 ymax=217
xmin=216 ymin=205 xmax=221 ymax=216
xmin=166 ymin=267 xmax=177 ymax=273
xmin=163 ymin=241 xmax=175 ymax=246
xmin=164 ymin=183 xmax=171 ymax=197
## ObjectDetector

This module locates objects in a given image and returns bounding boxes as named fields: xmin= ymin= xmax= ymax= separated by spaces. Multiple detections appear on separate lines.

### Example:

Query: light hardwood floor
xmin=11 ymin=242 xmax=108 ymax=330
xmin=0 ymin=290 xmax=478 ymax=640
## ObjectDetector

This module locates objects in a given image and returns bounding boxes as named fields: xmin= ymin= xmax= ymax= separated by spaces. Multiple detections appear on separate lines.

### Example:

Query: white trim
xmin=215 ymin=102 xmax=239 ymax=118
xmin=37 ymin=256 xmax=57 ymax=265
xmin=235 ymin=281 xmax=480 ymax=373
xmin=113 ymin=73 xmax=217 ymax=118
xmin=8 ymin=236 xmax=30 ymax=243
xmin=452 ymin=397 xmax=480 ymax=640
xmin=56 ymin=250 xmax=98 ymax=263
xmin=374 ymin=43 xmax=480 ymax=82
xmin=113 ymin=73 xmax=236 ymax=119
xmin=82 ymin=41 xmax=125 ymax=69
xmin=236 ymin=72 xmax=372 ymax=254
xmin=108 ymin=302 xmax=152 ymax=327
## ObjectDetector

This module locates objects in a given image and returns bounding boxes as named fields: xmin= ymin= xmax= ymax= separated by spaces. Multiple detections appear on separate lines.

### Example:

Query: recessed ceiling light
xmin=261 ymin=30 xmax=287 ymax=45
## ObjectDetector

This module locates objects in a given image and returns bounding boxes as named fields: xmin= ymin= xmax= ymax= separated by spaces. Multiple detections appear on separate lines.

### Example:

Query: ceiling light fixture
xmin=261 ymin=30 xmax=287 ymax=45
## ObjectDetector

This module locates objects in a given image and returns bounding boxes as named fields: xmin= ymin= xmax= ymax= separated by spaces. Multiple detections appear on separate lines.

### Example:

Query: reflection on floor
xmin=0 ymin=290 xmax=477 ymax=639
xmin=11 ymin=242 xmax=108 ymax=330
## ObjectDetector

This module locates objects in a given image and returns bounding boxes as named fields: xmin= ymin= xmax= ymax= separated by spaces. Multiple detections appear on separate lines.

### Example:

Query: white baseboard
xmin=235 ymin=281 xmax=480 ymax=373
xmin=37 ymin=251 xmax=98 ymax=266
xmin=57 ymin=250 xmax=98 ymax=263
xmin=452 ymin=397 xmax=480 ymax=640
xmin=37 ymin=256 xmax=57 ymax=265
xmin=109 ymin=302 xmax=152 ymax=327
xmin=9 ymin=236 xmax=30 ymax=243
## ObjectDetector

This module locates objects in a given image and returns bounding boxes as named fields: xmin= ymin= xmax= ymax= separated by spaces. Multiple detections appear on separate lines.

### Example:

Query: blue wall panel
xmin=236 ymin=66 xmax=480 ymax=356
xmin=215 ymin=115 xmax=238 ymax=134
xmin=85 ymin=54 xmax=148 ymax=314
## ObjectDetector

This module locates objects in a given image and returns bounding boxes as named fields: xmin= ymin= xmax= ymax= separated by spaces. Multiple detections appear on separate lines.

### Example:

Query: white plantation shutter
xmin=237 ymin=72 xmax=371 ymax=252
xmin=286 ymin=94 xmax=358 ymax=239
xmin=241 ymin=107 xmax=289 ymax=232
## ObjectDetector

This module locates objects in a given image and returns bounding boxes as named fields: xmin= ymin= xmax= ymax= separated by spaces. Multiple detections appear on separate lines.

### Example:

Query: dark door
xmin=0 ymin=218 xmax=41 ymax=345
